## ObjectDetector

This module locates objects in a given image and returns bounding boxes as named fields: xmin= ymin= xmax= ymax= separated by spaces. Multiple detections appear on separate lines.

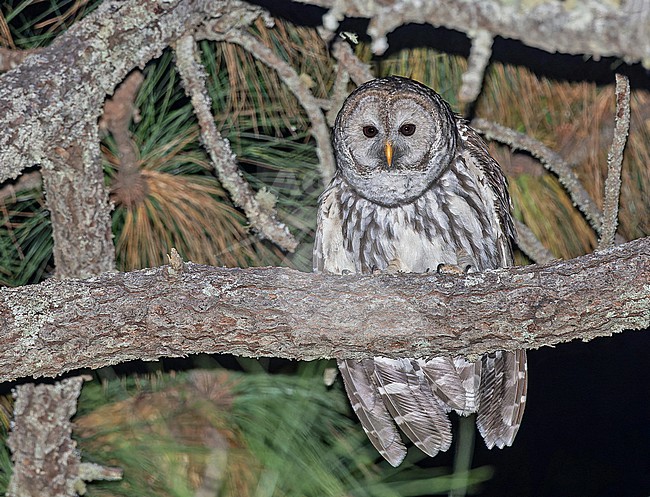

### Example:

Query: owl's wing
xmin=457 ymin=120 xmax=528 ymax=448
xmin=457 ymin=120 xmax=516 ymax=267
xmin=313 ymin=178 xmax=355 ymax=274
xmin=476 ymin=350 xmax=528 ymax=448
xmin=371 ymin=358 xmax=453 ymax=458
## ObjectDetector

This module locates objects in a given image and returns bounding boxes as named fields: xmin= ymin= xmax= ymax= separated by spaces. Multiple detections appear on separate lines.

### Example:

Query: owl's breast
xmin=339 ymin=177 xmax=500 ymax=274
xmin=385 ymin=222 xmax=458 ymax=273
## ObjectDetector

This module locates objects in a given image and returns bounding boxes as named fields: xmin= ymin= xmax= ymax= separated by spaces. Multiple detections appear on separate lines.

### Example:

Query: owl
xmin=313 ymin=76 xmax=527 ymax=466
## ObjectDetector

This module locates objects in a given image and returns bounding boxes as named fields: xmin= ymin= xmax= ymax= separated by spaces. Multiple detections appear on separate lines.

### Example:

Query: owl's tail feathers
xmin=422 ymin=356 xmax=482 ymax=416
xmin=338 ymin=359 xmax=408 ymax=467
xmin=476 ymin=349 xmax=528 ymax=449
xmin=371 ymin=358 xmax=453 ymax=459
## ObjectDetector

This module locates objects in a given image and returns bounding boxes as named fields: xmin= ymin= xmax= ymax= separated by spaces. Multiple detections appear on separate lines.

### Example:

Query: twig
xmin=472 ymin=118 xmax=604 ymax=234
xmin=324 ymin=41 xmax=354 ymax=126
xmin=597 ymin=74 xmax=630 ymax=250
xmin=514 ymin=219 xmax=556 ymax=264
xmin=203 ymin=27 xmax=336 ymax=184
xmin=174 ymin=35 xmax=297 ymax=253
xmin=458 ymin=30 xmax=494 ymax=105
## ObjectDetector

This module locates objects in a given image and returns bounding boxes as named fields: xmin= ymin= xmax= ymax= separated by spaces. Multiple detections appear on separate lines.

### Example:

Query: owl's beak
xmin=384 ymin=141 xmax=394 ymax=167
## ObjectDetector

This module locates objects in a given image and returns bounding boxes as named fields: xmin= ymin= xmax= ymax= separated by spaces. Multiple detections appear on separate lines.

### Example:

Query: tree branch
xmin=0 ymin=237 xmax=647 ymax=384
xmin=174 ymin=35 xmax=298 ymax=252
xmin=7 ymin=376 xmax=123 ymax=497
xmin=298 ymin=0 xmax=650 ymax=66
xmin=0 ymin=0 xmax=256 ymax=183
xmin=472 ymin=118 xmax=604 ymax=234
xmin=514 ymin=219 xmax=556 ymax=264
xmin=458 ymin=29 xmax=493 ymax=105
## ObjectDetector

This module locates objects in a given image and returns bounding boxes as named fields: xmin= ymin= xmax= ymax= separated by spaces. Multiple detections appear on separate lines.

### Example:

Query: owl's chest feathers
xmin=337 ymin=164 xmax=500 ymax=274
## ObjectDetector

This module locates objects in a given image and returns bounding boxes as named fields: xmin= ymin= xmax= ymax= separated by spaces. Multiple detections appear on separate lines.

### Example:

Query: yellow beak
xmin=385 ymin=141 xmax=393 ymax=167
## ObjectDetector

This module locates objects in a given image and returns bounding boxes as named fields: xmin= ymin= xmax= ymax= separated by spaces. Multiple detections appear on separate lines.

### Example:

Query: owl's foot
xmin=437 ymin=249 xmax=477 ymax=275
xmin=386 ymin=258 xmax=404 ymax=273
xmin=371 ymin=258 xmax=405 ymax=274
xmin=436 ymin=263 xmax=471 ymax=275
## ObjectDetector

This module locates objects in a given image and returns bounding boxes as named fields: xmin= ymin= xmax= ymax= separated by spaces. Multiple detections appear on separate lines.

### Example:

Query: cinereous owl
xmin=313 ymin=76 xmax=527 ymax=466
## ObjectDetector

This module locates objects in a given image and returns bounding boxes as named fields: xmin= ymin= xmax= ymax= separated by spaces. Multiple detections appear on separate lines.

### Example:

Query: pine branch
xmin=0 ymin=236 xmax=648 ymax=384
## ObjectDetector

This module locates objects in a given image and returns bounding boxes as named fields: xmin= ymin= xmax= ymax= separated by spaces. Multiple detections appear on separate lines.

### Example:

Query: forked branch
xmin=174 ymin=35 xmax=298 ymax=252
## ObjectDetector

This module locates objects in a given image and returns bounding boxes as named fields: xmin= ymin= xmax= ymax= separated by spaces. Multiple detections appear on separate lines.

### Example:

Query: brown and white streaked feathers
xmin=314 ymin=76 xmax=527 ymax=466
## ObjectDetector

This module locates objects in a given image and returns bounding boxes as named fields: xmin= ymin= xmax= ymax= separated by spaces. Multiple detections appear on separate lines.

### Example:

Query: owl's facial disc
xmin=333 ymin=86 xmax=458 ymax=206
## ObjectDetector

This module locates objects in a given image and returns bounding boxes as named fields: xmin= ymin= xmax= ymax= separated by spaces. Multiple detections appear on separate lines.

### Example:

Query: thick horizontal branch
xmin=0 ymin=237 xmax=648 ymax=384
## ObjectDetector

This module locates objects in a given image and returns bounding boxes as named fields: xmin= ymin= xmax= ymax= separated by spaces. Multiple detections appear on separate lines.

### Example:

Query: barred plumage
xmin=314 ymin=76 xmax=527 ymax=466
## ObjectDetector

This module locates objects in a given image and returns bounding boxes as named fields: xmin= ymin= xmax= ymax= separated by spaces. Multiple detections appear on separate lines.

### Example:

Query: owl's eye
xmin=362 ymin=125 xmax=378 ymax=138
xmin=399 ymin=123 xmax=416 ymax=136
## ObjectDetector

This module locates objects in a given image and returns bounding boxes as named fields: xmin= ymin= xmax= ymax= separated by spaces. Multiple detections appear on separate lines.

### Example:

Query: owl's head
xmin=333 ymin=76 xmax=459 ymax=206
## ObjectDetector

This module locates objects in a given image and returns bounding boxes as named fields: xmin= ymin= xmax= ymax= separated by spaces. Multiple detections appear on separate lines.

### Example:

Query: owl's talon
xmin=436 ymin=263 xmax=466 ymax=275
xmin=385 ymin=258 xmax=403 ymax=274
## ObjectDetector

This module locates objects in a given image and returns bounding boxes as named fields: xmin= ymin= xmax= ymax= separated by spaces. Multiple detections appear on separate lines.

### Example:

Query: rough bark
xmin=304 ymin=0 xmax=650 ymax=65
xmin=40 ymin=127 xmax=115 ymax=279
xmin=7 ymin=377 xmax=122 ymax=497
xmin=0 ymin=0 xmax=249 ymax=183
xmin=0 ymin=237 xmax=647 ymax=384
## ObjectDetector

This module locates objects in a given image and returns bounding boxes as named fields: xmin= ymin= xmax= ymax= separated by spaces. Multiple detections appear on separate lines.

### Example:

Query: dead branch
xmin=174 ymin=35 xmax=298 ymax=252
xmin=331 ymin=39 xmax=374 ymax=87
xmin=598 ymin=74 xmax=631 ymax=250
xmin=298 ymin=0 xmax=650 ymax=66
xmin=514 ymin=219 xmax=556 ymax=264
xmin=458 ymin=30 xmax=493 ymax=105
xmin=0 ymin=237 xmax=647 ymax=384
